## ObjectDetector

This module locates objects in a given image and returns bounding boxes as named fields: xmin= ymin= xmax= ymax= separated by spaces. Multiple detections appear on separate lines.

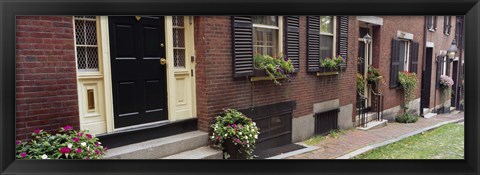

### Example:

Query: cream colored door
xmin=166 ymin=16 xmax=197 ymax=121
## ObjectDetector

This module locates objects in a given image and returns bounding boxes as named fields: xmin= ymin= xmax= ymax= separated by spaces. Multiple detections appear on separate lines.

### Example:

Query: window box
xmin=250 ymin=68 xmax=286 ymax=82
xmin=316 ymin=67 xmax=339 ymax=76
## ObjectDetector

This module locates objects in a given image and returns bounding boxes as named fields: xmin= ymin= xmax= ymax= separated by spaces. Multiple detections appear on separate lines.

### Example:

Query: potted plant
xmin=210 ymin=109 xmax=260 ymax=159
xmin=253 ymin=54 xmax=294 ymax=85
xmin=15 ymin=126 xmax=107 ymax=159
xmin=439 ymin=75 xmax=454 ymax=113
xmin=319 ymin=55 xmax=346 ymax=72
xmin=366 ymin=66 xmax=382 ymax=85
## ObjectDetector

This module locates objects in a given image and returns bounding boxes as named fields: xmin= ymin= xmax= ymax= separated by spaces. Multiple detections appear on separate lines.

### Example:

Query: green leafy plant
xmin=254 ymin=54 xmax=294 ymax=85
xmin=357 ymin=73 xmax=365 ymax=96
xmin=398 ymin=71 xmax=418 ymax=112
xmin=320 ymin=55 xmax=345 ymax=70
xmin=366 ymin=66 xmax=382 ymax=84
xmin=395 ymin=112 xmax=419 ymax=123
xmin=16 ymin=126 xmax=107 ymax=159
xmin=210 ymin=109 xmax=260 ymax=159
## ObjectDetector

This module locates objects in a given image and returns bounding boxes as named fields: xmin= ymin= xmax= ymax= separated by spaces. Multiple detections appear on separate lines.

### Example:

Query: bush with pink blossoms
xmin=16 ymin=126 xmax=107 ymax=159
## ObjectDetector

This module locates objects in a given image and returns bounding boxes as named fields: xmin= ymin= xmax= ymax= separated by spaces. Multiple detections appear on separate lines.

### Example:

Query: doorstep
xmin=103 ymin=130 xmax=210 ymax=159
xmin=162 ymin=146 xmax=222 ymax=159
xmin=357 ymin=120 xmax=388 ymax=131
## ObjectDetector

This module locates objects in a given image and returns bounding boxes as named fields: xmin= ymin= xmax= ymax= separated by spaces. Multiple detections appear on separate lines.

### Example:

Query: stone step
xmin=423 ymin=113 xmax=437 ymax=119
xmin=357 ymin=120 xmax=388 ymax=131
xmin=162 ymin=146 xmax=223 ymax=159
xmin=104 ymin=131 xmax=209 ymax=159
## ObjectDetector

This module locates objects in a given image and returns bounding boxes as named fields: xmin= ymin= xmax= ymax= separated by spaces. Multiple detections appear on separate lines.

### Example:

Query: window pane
xmin=253 ymin=27 xmax=278 ymax=56
xmin=74 ymin=16 xmax=99 ymax=72
xmin=320 ymin=35 xmax=333 ymax=60
xmin=320 ymin=16 xmax=333 ymax=34
xmin=253 ymin=16 xmax=278 ymax=26
xmin=173 ymin=16 xmax=186 ymax=68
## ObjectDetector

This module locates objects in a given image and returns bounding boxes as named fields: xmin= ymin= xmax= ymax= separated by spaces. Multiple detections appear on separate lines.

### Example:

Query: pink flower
xmin=34 ymin=129 xmax=41 ymax=135
xmin=78 ymin=132 xmax=83 ymax=137
xmin=15 ymin=140 xmax=21 ymax=145
xmin=95 ymin=142 xmax=99 ymax=146
xmin=86 ymin=134 xmax=92 ymax=139
xmin=75 ymin=148 xmax=82 ymax=153
xmin=85 ymin=157 xmax=90 ymax=160
xmin=59 ymin=147 xmax=71 ymax=154
xmin=95 ymin=150 xmax=101 ymax=155
xmin=73 ymin=137 xmax=80 ymax=143
xmin=63 ymin=125 xmax=73 ymax=131
xmin=104 ymin=146 xmax=108 ymax=150
xmin=20 ymin=152 xmax=27 ymax=158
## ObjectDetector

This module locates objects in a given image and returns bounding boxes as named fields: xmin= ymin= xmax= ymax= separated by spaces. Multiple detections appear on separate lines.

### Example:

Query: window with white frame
xmin=319 ymin=16 xmax=336 ymax=61
xmin=73 ymin=16 xmax=99 ymax=72
xmin=172 ymin=16 xmax=186 ymax=69
xmin=399 ymin=40 xmax=411 ymax=71
xmin=253 ymin=16 xmax=281 ymax=56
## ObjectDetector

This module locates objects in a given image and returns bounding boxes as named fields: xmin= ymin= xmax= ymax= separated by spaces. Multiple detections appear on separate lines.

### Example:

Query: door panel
xmin=421 ymin=48 xmax=433 ymax=109
xmin=109 ymin=16 xmax=168 ymax=128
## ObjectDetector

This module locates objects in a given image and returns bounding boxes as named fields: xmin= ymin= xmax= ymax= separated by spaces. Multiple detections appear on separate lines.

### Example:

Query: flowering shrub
xmin=254 ymin=54 xmax=294 ymax=85
xmin=320 ymin=55 xmax=346 ymax=70
xmin=210 ymin=109 xmax=260 ymax=159
xmin=398 ymin=71 xmax=418 ymax=112
xmin=440 ymin=75 xmax=454 ymax=88
xmin=16 ymin=126 xmax=107 ymax=159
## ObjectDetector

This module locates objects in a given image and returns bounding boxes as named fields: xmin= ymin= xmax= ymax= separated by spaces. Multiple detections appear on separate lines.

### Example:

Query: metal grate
xmin=173 ymin=16 xmax=186 ymax=68
xmin=314 ymin=109 xmax=339 ymax=136
xmin=74 ymin=16 xmax=99 ymax=72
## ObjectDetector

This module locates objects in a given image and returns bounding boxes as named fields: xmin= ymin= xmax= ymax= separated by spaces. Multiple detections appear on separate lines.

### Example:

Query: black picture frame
xmin=1 ymin=0 xmax=479 ymax=175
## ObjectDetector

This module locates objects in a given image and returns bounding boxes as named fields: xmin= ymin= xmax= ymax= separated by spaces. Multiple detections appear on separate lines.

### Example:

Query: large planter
xmin=222 ymin=139 xmax=248 ymax=159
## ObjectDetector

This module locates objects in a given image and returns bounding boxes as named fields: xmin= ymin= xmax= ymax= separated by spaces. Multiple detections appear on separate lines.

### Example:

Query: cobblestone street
xmin=288 ymin=112 xmax=464 ymax=159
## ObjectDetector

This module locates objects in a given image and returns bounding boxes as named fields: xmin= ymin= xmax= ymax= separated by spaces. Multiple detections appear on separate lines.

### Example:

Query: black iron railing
xmin=356 ymin=94 xmax=367 ymax=128
xmin=371 ymin=89 xmax=384 ymax=121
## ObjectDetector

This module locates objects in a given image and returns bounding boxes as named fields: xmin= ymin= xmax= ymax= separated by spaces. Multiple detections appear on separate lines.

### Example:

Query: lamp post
xmin=447 ymin=39 xmax=458 ymax=61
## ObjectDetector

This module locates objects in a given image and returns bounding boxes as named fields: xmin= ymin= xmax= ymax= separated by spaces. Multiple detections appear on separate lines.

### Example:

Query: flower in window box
xmin=320 ymin=55 xmax=346 ymax=71
xmin=253 ymin=54 xmax=294 ymax=85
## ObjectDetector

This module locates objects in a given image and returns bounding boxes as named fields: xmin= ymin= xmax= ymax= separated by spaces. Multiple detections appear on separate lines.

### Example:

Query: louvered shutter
xmin=390 ymin=38 xmax=402 ymax=88
xmin=307 ymin=16 xmax=320 ymax=72
xmin=409 ymin=42 xmax=419 ymax=74
xmin=285 ymin=16 xmax=300 ymax=72
xmin=231 ymin=16 xmax=254 ymax=78
xmin=436 ymin=56 xmax=443 ymax=89
xmin=337 ymin=16 xmax=349 ymax=69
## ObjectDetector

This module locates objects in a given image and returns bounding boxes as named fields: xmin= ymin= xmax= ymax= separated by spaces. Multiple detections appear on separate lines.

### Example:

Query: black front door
xmin=109 ymin=16 xmax=168 ymax=128
xmin=421 ymin=48 xmax=433 ymax=110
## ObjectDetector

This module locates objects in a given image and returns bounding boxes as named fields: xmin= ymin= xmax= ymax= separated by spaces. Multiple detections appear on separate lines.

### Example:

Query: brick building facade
xmin=15 ymin=15 xmax=462 ymax=158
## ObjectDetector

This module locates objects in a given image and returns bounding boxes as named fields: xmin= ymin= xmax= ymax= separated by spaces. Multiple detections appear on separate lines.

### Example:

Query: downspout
xmin=421 ymin=16 xmax=428 ymax=116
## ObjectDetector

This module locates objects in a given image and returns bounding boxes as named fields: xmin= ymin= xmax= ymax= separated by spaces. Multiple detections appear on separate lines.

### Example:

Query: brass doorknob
xmin=160 ymin=58 xmax=166 ymax=65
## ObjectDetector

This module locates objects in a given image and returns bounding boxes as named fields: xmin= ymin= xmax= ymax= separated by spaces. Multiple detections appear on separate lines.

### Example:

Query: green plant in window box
xmin=320 ymin=55 xmax=345 ymax=71
xmin=253 ymin=54 xmax=294 ymax=86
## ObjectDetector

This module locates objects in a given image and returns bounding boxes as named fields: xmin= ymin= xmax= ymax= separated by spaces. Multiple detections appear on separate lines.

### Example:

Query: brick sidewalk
xmin=287 ymin=112 xmax=464 ymax=159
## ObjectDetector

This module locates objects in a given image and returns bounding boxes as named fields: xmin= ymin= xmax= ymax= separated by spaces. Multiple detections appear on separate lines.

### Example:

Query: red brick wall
xmin=194 ymin=16 xmax=357 ymax=132
xmin=16 ymin=16 xmax=79 ymax=140
xmin=425 ymin=16 xmax=456 ymax=109
xmin=370 ymin=16 xmax=425 ymax=110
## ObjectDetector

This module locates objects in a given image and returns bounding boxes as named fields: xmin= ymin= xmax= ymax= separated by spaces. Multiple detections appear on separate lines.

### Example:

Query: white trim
xmin=99 ymin=16 xmax=115 ymax=133
xmin=252 ymin=23 xmax=280 ymax=30
xmin=426 ymin=42 xmax=434 ymax=48
xmin=320 ymin=16 xmax=337 ymax=59
xmin=357 ymin=16 xmax=383 ymax=26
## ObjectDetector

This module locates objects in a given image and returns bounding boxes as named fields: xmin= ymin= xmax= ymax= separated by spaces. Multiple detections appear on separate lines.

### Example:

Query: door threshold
xmin=114 ymin=120 xmax=170 ymax=133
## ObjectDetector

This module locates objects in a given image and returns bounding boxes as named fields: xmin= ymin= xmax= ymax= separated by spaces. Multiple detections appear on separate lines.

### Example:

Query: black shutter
xmin=231 ymin=16 xmax=254 ymax=78
xmin=426 ymin=16 xmax=432 ymax=29
xmin=390 ymin=38 xmax=402 ymax=88
xmin=433 ymin=16 xmax=437 ymax=30
xmin=307 ymin=16 xmax=320 ymax=72
xmin=446 ymin=56 xmax=451 ymax=76
xmin=337 ymin=16 xmax=349 ymax=69
xmin=409 ymin=42 xmax=419 ymax=74
xmin=436 ymin=56 xmax=443 ymax=89
xmin=285 ymin=16 xmax=300 ymax=72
